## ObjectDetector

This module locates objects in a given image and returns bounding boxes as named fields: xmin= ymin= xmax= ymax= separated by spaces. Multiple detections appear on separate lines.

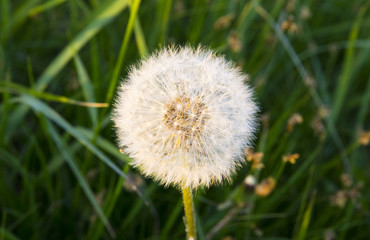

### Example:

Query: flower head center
xmin=163 ymin=96 xmax=209 ymax=139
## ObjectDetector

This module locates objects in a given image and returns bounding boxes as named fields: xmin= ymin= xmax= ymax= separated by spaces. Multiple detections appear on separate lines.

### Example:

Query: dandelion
xmin=112 ymin=46 xmax=258 ymax=239
xmin=358 ymin=131 xmax=370 ymax=146
xmin=228 ymin=31 xmax=242 ymax=52
xmin=281 ymin=16 xmax=298 ymax=34
xmin=282 ymin=153 xmax=300 ymax=164
xmin=113 ymin=46 xmax=258 ymax=189
xmin=312 ymin=114 xmax=326 ymax=140
xmin=286 ymin=113 xmax=303 ymax=132
xmin=340 ymin=173 xmax=352 ymax=188
xmin=324 ymin=229 xmax=337 ymax=240
xmin=330 ymin=190 xmax=347 ymax=208
xmin=300 ymin=6 xmax=311 ymax=20
xmin=245 ymin=148 xmax=264 ymax=170
xmin=286 ymin=0 xmax=296 ymax=12
xmin=255 ymin=177 xmax=276 ymax=197
xmin=213 ymin=14 xmax=234 ymax=30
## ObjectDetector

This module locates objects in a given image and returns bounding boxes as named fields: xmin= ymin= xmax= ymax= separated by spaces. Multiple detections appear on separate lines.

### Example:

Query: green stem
xmin=182 ymin=186 xmax=196 ymax=240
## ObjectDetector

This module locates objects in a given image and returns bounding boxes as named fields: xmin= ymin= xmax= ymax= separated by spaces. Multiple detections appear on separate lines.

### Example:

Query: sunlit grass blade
xmin=156 ymin=0 xmax=172 ymax=44
xmin=4 ymin=0 xmax=130 ymax=142
xmin=134 ymin=17 xmax=149 ymax=57
xmin=294 ymin=191 xmax=315 ymax=240
xmin=73 ymin=55 xmax=99 ymax=126
xmin=293 ymin=166 xmax=315 ymax=239
xmin=0 ymin=82 xmax=108 ymax=108
xmin=35 ymin=0 xmax=130 ymax=92
xmin=94 ymin=0 xmax=142 ymax=140
xmin=104 ymin=0 xmax=141 ymax=105
xmin=27 ymin=0 xmax=67 ymax=17
xmin=332 ymin=3 xmax=369 ymax=121
xmin=0 ymin=227 xmax=20 ymax=240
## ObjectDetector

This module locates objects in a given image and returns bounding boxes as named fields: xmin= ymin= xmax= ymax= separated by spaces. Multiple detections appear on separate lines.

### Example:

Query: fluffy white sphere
xmin=113 ymin=46 xmax=258 ymax=189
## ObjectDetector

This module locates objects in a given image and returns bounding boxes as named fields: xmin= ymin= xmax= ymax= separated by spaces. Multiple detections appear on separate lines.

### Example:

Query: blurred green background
xmin=0 ymin=0 xmax=369 ymax=239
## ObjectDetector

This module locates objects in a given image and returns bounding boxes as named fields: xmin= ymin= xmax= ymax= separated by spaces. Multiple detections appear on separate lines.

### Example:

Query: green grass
xmin=1 ymin=0 xmax=369 ymax=239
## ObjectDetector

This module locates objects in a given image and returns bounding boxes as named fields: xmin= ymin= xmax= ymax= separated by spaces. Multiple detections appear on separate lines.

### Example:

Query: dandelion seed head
xmin=113 ymin=46 xmax=258 ymax=189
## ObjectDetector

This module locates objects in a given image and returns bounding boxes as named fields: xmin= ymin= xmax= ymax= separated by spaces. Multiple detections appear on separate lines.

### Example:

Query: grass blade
xmin=0 ymin=228 xmax=20 ymax=240
xmin=15 ymin=95 xmax=128 ymax=185
xmin=76 ymin=127 xmax=131 ymax=162
xmin=104 ymin=0 xmax=142 ymax=105
xmin=332 ymin=4 xmax=369 ymax=121
xmin=73 ymin=55 xmax=99 ymax=127
xmin=35 ymin=0 xmax=130 ymax=92
xmin=0 ymin=0 xmax=41 ymax=43
xmin=1 ymin=81 xmax=108 ymax=108
xmin=253 ymin=1 xmax=351 ymax=175
xmin=44 ymin=120 xmax=115 ymax=238
xmin=28 ymin=0 xmax=67 ymax=16
xmin=134 ymin=17 xmax=149 ymax=57
xmin=294 ymin=192 xmax=316 ymax=240
xmin=15 ymin=94 xmax=154 ymax=213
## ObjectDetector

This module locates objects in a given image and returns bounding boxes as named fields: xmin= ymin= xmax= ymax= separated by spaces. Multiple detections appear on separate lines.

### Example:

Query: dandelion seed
xmin=112 ymin=46 xmax=258 ymax=189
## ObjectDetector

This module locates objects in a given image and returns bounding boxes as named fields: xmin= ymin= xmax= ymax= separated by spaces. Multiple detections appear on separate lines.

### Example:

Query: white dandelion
xmin=113 ymin=46 xmax=258 ymax=189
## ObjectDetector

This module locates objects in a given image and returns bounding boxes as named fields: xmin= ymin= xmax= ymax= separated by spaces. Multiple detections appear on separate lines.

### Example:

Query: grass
xmin=0 ymin=0 xmax=369 ymax=239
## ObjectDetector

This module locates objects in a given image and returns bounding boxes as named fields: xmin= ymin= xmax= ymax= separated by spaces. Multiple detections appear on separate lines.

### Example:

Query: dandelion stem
xmin=182 ymin=186 xmax=196 ymax=240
